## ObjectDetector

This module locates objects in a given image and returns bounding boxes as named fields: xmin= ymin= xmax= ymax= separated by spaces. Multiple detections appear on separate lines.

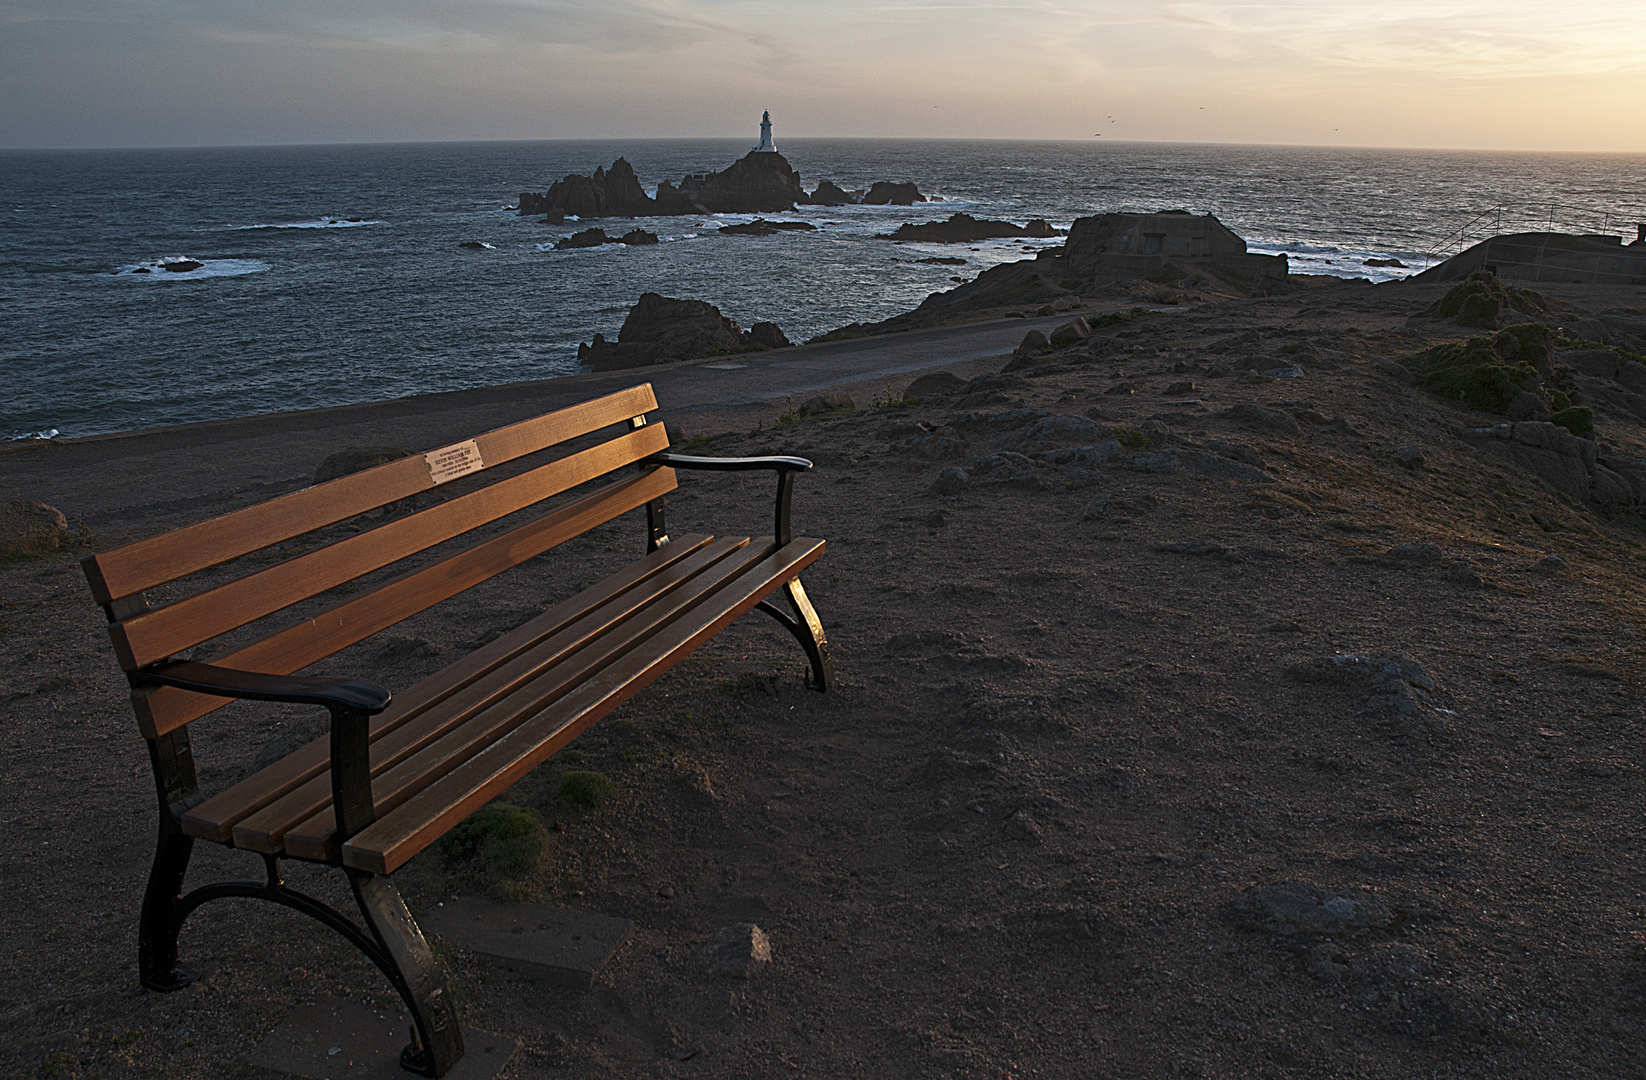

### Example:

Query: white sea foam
xmin=115 ymin=258 xmax=270 ymax=280
xmin=235 ymin=217 xmax=382 ymax=230
xmin=4 ymin=428 xmax=59 ymax=442
xmin=1247 ymin=240 xmax=1420 ymax=283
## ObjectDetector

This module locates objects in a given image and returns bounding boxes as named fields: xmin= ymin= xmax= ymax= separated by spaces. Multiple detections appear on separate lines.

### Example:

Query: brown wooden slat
xmin=280 ymin=536 xmax=779 ymax=861
xmin=83 ymin=384 xmax=658 ymax=605
xmin=179 ymin=532 xmax=716 ymax=843
xmin=220 ymin=535 xmax=749 ymax=851
xmin=112 ymin=424 xmax=670 ymax=671
xmin=138 ymin=464 xmax=677 ymax=738
xmin=340 ymin=538 xmax=825 ymax=873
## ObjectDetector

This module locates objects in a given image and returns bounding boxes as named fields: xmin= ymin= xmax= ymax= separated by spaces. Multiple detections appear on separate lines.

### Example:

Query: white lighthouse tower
xmin=752 ymin=110 xmax=777 ymax=153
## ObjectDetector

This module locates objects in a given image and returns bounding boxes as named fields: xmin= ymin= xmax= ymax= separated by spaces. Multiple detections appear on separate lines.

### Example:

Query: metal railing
xmin=1421 ymin=201 xmax=1642 ymax=268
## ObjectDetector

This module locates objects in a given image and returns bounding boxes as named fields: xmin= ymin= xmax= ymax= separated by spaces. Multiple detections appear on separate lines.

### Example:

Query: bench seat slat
xmin=279 ymin=535 xmax=779 ymax=861
xmin=113 ymin=424 xmax=670 ymax=671
xmin=140 ymin=464 xmax=677 ymax=738
xmin=83 ymin=384 xmax=659 ymax=604
xmin=179 ymin=532 xmax=715 ymax=843
xmin=341 ymin=537 xmax=826 ymax=874
xmin=215 ymin=535 xmax=748 ymax=851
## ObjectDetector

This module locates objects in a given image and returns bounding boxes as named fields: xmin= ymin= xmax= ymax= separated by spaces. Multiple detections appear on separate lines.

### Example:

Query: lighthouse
xmin=752 ymin=110 xmax=777 ymax=153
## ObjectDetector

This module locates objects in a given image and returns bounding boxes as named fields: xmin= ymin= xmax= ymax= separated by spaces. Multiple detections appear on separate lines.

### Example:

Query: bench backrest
xmin=82 ymin=384 xmax=675 ymax=739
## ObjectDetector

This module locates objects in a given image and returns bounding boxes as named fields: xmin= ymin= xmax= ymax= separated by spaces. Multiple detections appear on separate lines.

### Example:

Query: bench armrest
xmin=131 ymin=659 xmax=392 ymax=715
xmin=643 ymin=451 xmax=813 ymax=546
xmin=643 ymin=451 xmax=812 ymax=474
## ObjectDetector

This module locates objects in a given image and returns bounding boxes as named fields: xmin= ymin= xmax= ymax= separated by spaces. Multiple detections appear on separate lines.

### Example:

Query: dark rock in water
xmin=719 ymin=219 xmax=817 ymax=237
xmin=538 ymin=211 xmax=565 ymax=224
xmin=163 ymin=259 xmax=203 ymax=272
xmin=804 ymin=180 xmax=857 ymax=206
xmin=579 ymin=293 xmax=791 ymax=372
xmin=1364 ymin=257 xmax=1407 ymax=268
xmin=131 ymin=267 xmax=150 ymax=273
xmin=916 ymin=256 xmax=967 ymax=265
xmin=1023 ymin=219 xmax=1057 ymax=238
xmin=861 ymin=181 xmax=926 ymax=206
xmin=314 ymin=447 xmax=413 ymax=484
xmin=458 ymin=241 xmax=492 ymax=250
xmin=0 ymin=500 xmax=68 ymax=557
xmin=879 ymin=213 xmax=1055 ymax=243
xmin=617 ymin=229 xmax=659 ymax=246
xmin=556 ymin=228 xmax=611 ymax=250
xmin=656 ymin=151 xmax=806 ymax=215
xmin=520 ymin=157 xmax=654 ymax=218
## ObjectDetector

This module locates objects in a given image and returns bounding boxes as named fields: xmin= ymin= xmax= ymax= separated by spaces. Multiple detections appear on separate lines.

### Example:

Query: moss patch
xmin=556 ymin=769 xmax=616 ymax=808
xmin=1405 ymin=336 xmax=1539 ymax=414
xmin=439 ymin=801 xmax=546 ymax=881
xmin=1427 ymin=271 xmax=1548 ymax=328
xmin=1551 ymin=406 xmax=1595 ymax=438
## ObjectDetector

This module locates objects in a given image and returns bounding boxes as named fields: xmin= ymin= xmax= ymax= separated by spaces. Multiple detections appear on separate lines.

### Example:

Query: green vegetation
xmin=556 ymin=769 xmax=616 ymax=808
xmin=1115 ymin=427 xmax=1150 ymax=449
xmin=439 ymin=802 xmax=546 ymax=879
xmin=868 ymin=385 xmax=916 ymax=411
xmin=1402 ymin=323 xmax=1594 ymax=438
xmin=1090 ymin=306 xmax=1150 ymax=329
xmin=1426 ymin=270 xmax=1548 ymax=327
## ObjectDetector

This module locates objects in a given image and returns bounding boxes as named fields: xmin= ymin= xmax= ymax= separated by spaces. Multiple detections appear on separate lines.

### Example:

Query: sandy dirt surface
xmin=4 ymin=277 xmax=1646 ymax=1079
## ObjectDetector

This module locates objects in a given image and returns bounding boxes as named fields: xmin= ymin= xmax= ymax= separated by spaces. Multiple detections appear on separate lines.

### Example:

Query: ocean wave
xmin=114 ymin=257 xmax=270 ymax=279
xmin=234 ymin=218 xmax=382 ymax=230
xmin=1248 ymin=243 xmax=1418 ymax=283
xmin=4 ymin=428 xmax=59 ymax=442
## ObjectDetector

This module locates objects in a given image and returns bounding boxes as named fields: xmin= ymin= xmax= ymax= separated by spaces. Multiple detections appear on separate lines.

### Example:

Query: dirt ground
xmin=5 ymin=275 xmax=1646 ymax=1079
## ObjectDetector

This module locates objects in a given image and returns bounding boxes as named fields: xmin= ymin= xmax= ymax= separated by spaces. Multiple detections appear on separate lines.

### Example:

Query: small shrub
xmin=1551 ymin=406 xmax=1594 ymax=438
xmin=1426 ymin=270 xmax=1547 ymax=327
xmin=1115 ymin=427 xmax=1150 ymax=449
xmin=869 ymin=385 xmax=915 ymax=411
xmin=1404 ymin=336 xmax=1538 ymax=414
xmin=557 ymin=769 xmax=616 ymax=808
xmin=439 ymin=802 xmax=546 ymax=878
xmin=1089 ymin=306 xmax=1149 ymax=329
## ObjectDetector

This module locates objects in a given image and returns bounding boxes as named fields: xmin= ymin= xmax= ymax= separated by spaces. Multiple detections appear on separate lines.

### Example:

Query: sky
xmin=2 ymin=1 xmax=1643 ymax=151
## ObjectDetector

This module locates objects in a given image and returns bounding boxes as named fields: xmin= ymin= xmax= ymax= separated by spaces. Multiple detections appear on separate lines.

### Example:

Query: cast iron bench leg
xmin=757 ymin=577 xmax=834 ymax=691
xmin=349 ymin=870 xmax=464 ymax=1077
xmin=139 ymin=727 xmax=201 ymax=992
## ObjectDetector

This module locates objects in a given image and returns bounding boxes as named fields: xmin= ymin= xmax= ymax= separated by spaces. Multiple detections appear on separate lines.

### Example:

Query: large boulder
xmin=1 ymin=499 xmax=68 ymax=557
xmin=804 ymin=180 xmax=857 ymax=206
xmin=520 ymin=157 xmax=655 ymax=218
xmin=579 ymin=293 xmax=791 ymax=372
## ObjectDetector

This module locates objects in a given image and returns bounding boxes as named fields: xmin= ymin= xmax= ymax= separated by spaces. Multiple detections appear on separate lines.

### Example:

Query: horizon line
xmin=3 ymin=135 xmax=1644 ymax=157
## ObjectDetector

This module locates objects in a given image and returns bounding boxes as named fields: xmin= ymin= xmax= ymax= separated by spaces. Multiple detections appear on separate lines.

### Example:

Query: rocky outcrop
xmin=520 ymin=157 xmax=654 ymax=218
xmin=554 ymin=228 xmax=658 ymax=250
xmin=718 ymin=219 xmax=816 ymax=237
xmin=862 ymin=182 xmax=926 ymax=205
xmin=803 ymin=181 xmax=856 ymax=206
xmin=655 ymin=151 xmax=806 ymax=215
xmin=578 ymin=293 xmax=793 ymax=372
xmin=879 ymin=213 xmax=1056 ymax=243
xmin=1463 ymin=420 xmax=1633 ymax=510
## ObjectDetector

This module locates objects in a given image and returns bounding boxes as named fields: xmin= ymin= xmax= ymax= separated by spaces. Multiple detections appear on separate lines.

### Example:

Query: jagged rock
xmin=314 ymin=447 xmax=413 ymax=484
xmin=878 ymin=213 xmax=1054 ymax=243
xmin=803 ymin=180 xmax=856 ymax=206
xmin=861 ymin=181 xmax=926 ymax=205
xmin=520 ymin=157 xmax=654 ymax=218
xmin=1463 ymin=420 xmax=1621 ymax=507
xmin=905 ymin=372 xmax=967 ymax=400
xmin=656 ymin=151 xmax=805 ymax=215
xmin=556 ymin=227 xmax=612 ymax=250
xmin=0 ymin=500 xmax=68 ymax=557
xmin=1014 ymin=329 xmax=1049 ymax=356
xmin=719 ymin=219 xmax=816 ymax=236
xmin=1049 ymin=318 xmax=1090 ymax=346
xmin=578 ymin=293 xmax=789 ymax=372
xmin=617 ymin=229 xmax=659 ymax=246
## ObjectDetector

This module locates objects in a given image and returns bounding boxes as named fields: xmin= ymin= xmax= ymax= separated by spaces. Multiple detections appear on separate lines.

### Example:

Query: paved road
xmin=0 ymin=314 xmax=1066 ymax=529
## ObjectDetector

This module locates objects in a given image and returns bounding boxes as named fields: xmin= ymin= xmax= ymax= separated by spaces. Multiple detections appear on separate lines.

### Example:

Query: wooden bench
xmin=80 ymin=384 xmax=831 ymax=1077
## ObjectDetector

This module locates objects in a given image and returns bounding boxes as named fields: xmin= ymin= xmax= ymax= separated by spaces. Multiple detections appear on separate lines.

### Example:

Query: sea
xmin=3 ymin=139 xmax=1643 ymax=440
